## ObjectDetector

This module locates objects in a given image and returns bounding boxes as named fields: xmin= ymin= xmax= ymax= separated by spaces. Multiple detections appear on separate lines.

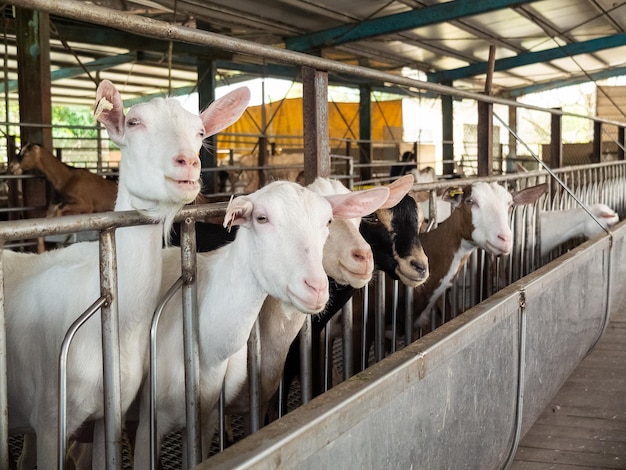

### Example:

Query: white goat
xmin=5 ymin=79 xmax=250 ymax=469
xmin=540 ymin=203 xmax=619 ymax=256
xmin=223 ymin=176 xmax=411 ymax=430
xmin=133 ymin=180 xmax=390 ymax=468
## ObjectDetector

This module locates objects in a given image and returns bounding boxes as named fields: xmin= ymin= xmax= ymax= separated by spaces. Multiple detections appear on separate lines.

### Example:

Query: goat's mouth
xmin=396 ymin=265 xmax=429 ymax=288
xmin=485 ymin=241 xmax=510 ymax=256
xmin=287 ymin=288 xmax=328 ymax=314
xmin=338 ymin=262 xmax=373 ymax=282
xmin=167 ymin=177 xmax=200 ymax=191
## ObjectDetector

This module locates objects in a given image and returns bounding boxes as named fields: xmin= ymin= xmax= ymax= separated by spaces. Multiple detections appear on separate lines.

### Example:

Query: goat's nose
xmin=304 ymin=276 xmax=328 ymax=296
xmin=174 ymin=154 xmax=200 ymax=168
xmin=351 ymin=247 xmax=373 ymax=263
xmin=411 ymin=259 xmax=428 ymax=277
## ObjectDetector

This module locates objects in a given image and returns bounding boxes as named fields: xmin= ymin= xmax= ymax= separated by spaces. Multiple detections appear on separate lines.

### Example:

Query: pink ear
xmin=94 ymin=80 xmax=126 ymax=144
xmin=512 ymin=183 xmax=548 ymax=206
xmin=223 ymin=196 xmax=254 ymax=231
xmin=324 ymin=186 xmax=390 ymax=219
xmin=201 ymin=87 xmax=251 ymax=137
xmin=379 ymin=174 xmax=414 ymax=209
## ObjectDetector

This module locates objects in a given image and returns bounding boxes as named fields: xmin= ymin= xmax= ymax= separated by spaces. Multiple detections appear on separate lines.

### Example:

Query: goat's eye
xmin=465 ymin=197 xmax=474 ymax=205
xmin=127 ymin=118 xmax=141 ymax=127
xmin=199 ymin=130 xmax=205 ymax=138
xmin=256 ymin=215 xmax=268 ymax=224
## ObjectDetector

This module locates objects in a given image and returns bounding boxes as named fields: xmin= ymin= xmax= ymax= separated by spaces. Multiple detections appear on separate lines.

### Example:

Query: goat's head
xmin=583 ymin=203 xmax=619 ymax=237
xmin=93 ymin=80 xmax=250 ymax=225
xmin=360 ymin=174 xmax=430 ymax=288
xmin=224 ymin=181 xmax=389 ymax=314
xmin=9 ymin=143 xmax=44 ymax=175
xmin=307 ymin=177 xmax=389 ymax=289
xmin=445 ymin=182 xmax=547 ymax=256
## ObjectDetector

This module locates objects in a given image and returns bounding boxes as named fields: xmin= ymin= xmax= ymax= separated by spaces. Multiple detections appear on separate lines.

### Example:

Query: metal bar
xmin=149 ymin=276 xmax=183 ymax=470
xmin=180 ymin=218 xmax=202 ymax=467
xmin=299 ymin=316 xmax=313 ymax=404
xmin=374 ymin=274 xmax=385 ymax=362
xmin=58 ymin=296 xmax=107 ymax=469
xmin=99 ymin=228 xmax=123 ymax=469
xmin=341 ymin=302 xmax=353 ymax=380
xmin=503 ymin=290 xmax=527 ymax=469
xmin=361 ymin=283 xmax=370 ymax=371
xmin=0 ymin=242 xmax=7 ymax=470
xmin=247 ymin=318 xmax=262 ymax=433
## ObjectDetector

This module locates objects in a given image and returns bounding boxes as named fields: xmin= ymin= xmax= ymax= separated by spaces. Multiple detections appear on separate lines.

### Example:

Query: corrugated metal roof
xmin=2 ymin=0 xmax=626 ymax=107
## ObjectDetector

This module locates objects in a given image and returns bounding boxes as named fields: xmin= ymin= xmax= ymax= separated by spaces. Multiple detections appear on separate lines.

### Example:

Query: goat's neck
xmin=34 ymin=149 xmax=74 ymax=191
xmin=414 ymin=211 xmax=476 ymax=319
xmin=540 ymin=208 xmax=586 ymax=255
xmin=197 ymin=240 xmax=270 ymax=362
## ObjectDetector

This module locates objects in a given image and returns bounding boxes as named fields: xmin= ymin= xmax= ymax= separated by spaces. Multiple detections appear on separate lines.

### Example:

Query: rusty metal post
xmin=302 ymin=66 xmax=330 ymax=183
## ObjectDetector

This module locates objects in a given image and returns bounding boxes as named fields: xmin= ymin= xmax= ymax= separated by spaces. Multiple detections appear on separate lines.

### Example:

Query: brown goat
xmin=9 ymin=143 xmax=118 ymax=216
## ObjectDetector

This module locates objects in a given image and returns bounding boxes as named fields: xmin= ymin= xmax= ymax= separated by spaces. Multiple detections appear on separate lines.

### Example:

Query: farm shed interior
xmin=1 ymin=0 xmax=626 ymax=468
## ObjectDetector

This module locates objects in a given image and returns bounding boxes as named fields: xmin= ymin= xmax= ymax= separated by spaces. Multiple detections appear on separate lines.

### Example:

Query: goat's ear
xmin=325 ymin=186 xmax=390 ymax=219
xmin=94 ymin=80 xmax=126 ymax=144
xmin=512 ymin=183 xmax=548 ymax=206
xmin=442 ymin=186 xmax=465 ymax=207
xmin=223 ymin=196 xmax=254 ymax=231
xmin=200 ymin=87 xmax=251 ymax=137
xmin=379 ymin=174 xmax=414 ymax=209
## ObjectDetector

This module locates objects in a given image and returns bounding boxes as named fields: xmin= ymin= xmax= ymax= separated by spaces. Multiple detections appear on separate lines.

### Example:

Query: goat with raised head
xmin=133 ymin=180 xmax=390 ymax=468
xmin=5 ymin=79 xmax=250 ymax=469
xmin=8 ymin=143 xmax=118 ymax=216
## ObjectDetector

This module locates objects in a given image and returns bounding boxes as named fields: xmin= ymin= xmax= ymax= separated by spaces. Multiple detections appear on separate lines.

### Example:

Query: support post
xmin=359 ymin=84 xmax=372 ymax=182
xmin=197 ymin=53 xmax=217 ymax=193
xmin=592 ymin=121 xmax=602 ymax=164
xmin=441 ymin=81 xmax=454 ymax=176
xmin=302 ymin=67 xmax=330 ymax=183
xmin=550 ymin=110 xmax=563 ymax=169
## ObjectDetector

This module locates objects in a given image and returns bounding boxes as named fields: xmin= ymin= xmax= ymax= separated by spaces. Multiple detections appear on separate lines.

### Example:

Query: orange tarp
xmin=220 ymin=97 xmax=403 ymax=151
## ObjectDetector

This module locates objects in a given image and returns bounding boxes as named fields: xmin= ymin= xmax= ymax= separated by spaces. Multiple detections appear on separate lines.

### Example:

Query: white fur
xmin=223 ymin=177 xmax=393 ymax=426
xmin=540 ymin=203 xmax=619 ymax=256
xmin=7 ymin=80 xmax=249 ymax=469
xmin=133 ymin=180 xmax=390 ymax=467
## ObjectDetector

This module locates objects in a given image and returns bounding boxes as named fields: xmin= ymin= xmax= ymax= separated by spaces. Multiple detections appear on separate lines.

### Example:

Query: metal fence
xmin=2 ymin=1 xmax=626 ymax=469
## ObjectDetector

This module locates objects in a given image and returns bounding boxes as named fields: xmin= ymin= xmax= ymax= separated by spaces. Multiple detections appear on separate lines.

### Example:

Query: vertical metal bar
xmin=180 ymin=218 xmax=201 ymax=467
xmin=58 ymin=297 xmax=107 ymax=470
xmin=503 ymin=289 xmax=527 ymax=469
xmin=374 ymin=274 xmax=385 ymax=362
xmin=0 ymin=241 xmax=7 ymax=470
xmin=302 ymin=66 xmax=330 ymax=183
xmin=247 ymin=318 xmax=262 ymax=433
xmin=323 ymin=321 xmax=331 ymax=392
xmin=299 ymin=315 xmax=313 ymax=404
xmin=99 ymin=228 xmax=123 ymax=470
xmin=341 ymin=302 xmax=353 ymax=380
xmin=149 ymin=277 xmax=183 ymax=470
xmin=390 ymin=280 xmax=398 ymax=353
xmin=361 ymin=284 xmax=370 ymax=371
xmin=404 ymin=285 xmax=414 ymax=345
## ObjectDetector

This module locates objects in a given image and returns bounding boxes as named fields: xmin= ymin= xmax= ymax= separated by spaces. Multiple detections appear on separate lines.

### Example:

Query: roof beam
xmin=285 ymin=0 xmax=540 ymax=52
xmin=428 ymin=33 xmax=626 ymax=83
xmin=503 ymin=65 xmax=626 ymax=98
xmin=0 ymin=52 xmax=138 ymax=94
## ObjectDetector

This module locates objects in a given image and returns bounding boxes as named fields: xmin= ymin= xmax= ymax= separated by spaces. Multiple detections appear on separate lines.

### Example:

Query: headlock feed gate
xmin=2 ymin=1 xmax=626 ymax=469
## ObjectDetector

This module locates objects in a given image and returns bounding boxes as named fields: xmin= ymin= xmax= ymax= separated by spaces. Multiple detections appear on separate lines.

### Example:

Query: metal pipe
xmin=180 ymin=218 xmax=202 ymax=467
xmin=99 ymin=228 xmax=123 ymax=469
xmin=149 ymin=277 xmax=183 ymax=470
xmin=58 ymin=297 xmax=107 ymax=469
xmin=247 ymin=318 xmax=262 ymax=433
xmin=299 ymin=316 xmax=313 ymax=404
xmin=341 ymin=302 xmax=353 ymax=380
xmin=0 ymin=242 xmax=7 ymax=470
xmin=502 ymin=289 xmax=528 ymax=469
